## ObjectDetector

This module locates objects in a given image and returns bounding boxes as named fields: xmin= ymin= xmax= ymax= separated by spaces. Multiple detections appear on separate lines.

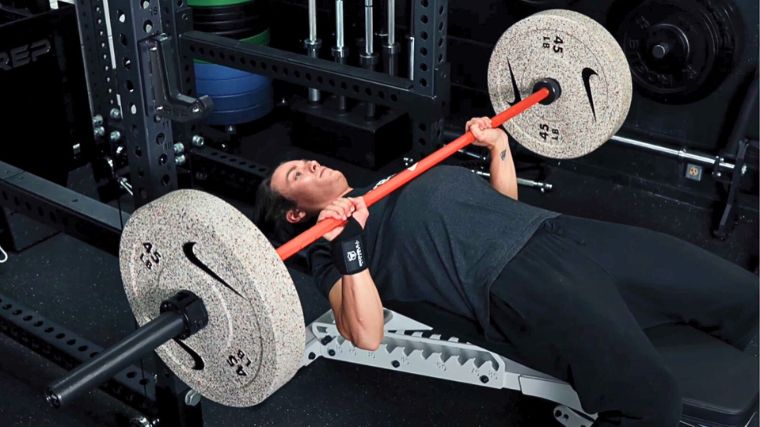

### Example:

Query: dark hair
xmin=252 ymin=172 xmax=314 ymax=246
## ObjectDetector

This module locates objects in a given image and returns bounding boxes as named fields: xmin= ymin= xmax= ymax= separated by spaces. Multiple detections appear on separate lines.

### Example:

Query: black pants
xmin=486 ymin=215 xmax=758 ymax=427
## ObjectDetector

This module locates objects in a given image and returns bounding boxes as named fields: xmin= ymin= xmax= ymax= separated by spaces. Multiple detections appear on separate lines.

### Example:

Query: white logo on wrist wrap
xmin=344 ymin=240 xmax=365 ymax=268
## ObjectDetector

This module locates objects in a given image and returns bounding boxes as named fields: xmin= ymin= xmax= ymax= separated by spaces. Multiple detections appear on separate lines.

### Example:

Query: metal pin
xmin=333 ymin=0 xmax=348 ymax=111
xmin=306 ymin=0 xmax=321 ymax=104
xmin=361 ymin=0 xmax=377 ymax=118
xmin=117 ymin=177 xmax=133 ymax=196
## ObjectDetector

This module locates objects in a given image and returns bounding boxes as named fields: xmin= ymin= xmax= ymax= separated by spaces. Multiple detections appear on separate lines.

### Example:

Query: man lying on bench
xmin=252 ymin=117 xmax=758 ymax=427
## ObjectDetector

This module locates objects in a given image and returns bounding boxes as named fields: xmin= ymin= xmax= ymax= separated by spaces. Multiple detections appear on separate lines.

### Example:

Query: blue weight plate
xmin=204 ymin=101 xmax=273 ymax=125
xmin=195 ymin=74 xmax=271 ymax=97
xmin=194 ymin=62 xmax=254 ymax=80
xmin=208 ymin=85 xmax=272 ymax=111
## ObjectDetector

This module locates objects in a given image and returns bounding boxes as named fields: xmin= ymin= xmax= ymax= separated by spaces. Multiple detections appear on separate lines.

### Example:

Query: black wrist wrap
xmin=331 ymin=217 xmax=368 ymax=275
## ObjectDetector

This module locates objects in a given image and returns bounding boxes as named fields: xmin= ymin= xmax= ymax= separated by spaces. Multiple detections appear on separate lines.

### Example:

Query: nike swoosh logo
xmin=582 ymin=68 xmax=598 ymax=121
xmin=506 ymin=60 xmax=522 ymax=106
xmin=183 ymin=242 xmax=246 ymax=301
xmin=174 ymin=338 xmax=205 ymax=370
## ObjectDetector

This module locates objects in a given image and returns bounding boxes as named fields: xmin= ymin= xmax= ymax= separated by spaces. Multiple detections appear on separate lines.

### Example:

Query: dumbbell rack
xmin=76 ymin=0 xmax=450 ymax=210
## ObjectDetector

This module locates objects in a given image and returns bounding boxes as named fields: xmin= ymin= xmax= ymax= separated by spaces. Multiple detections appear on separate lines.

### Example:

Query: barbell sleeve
xmin=275 ymin=87 xmax=551 ymax=260
xmin=45 ymin=291 xmax=208 ymax=408
xmin=45 ymin=311 xmax=186 ymax=408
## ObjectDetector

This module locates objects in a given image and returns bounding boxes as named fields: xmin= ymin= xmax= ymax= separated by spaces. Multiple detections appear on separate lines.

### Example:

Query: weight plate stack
xmin=191 ymin=0 xmax=273 ymax=124
xmin=615 ymin=0 xmax=742 ymax=104
xmin=188 ymin=0 xmax=253 ymax=7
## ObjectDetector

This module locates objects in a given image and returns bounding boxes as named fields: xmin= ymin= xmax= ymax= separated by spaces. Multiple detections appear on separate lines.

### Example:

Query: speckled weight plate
xmin=119 ymin=189 xmax=304 ymax=407
xmin=488 ymin=9 xmax=632 ymax=159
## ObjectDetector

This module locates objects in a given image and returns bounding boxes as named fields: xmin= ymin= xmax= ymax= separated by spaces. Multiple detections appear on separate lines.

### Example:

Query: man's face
xmin=270 ymin=159 xmax=349 ymax=218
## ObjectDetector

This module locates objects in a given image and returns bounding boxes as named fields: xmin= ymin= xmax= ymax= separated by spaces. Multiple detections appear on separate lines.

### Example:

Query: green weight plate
xmin=240 ymin=29 xmax=270 ymax=45
xmin=193 ymin=29 xmax=269 ymax=64
xmin=189 ymin=0 xmax=251 ymax=8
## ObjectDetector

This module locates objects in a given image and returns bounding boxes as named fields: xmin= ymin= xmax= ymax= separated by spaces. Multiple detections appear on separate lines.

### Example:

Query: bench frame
xmin=303 ymin=308 xmax=597 ymax=427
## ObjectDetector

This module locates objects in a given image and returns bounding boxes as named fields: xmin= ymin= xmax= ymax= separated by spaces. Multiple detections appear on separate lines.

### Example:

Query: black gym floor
xmin=0 ymin=122 xmax=757 ymax=426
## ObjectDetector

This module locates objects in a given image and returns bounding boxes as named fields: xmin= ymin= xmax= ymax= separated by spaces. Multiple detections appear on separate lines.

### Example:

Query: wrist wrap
xmin=331 ymin=217 xmax=368 ymax=275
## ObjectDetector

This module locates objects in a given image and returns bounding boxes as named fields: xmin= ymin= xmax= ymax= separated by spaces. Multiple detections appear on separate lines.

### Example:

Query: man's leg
xmin=487 ymin=224 xmax=681 ymax=426
xmin=551 ymin=215 xmax=759 ymax=350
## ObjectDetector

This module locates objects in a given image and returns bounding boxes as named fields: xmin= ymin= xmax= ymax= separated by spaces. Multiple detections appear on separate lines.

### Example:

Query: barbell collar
xmin=532 ymin=78 xmax=562 ymax=105
xmin=160 ymin=290 xmax=209 ymax=340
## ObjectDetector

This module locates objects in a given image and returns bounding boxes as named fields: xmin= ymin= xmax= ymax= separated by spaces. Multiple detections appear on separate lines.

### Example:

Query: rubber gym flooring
xmin=0 ymin=121 xmax=757 ymax=426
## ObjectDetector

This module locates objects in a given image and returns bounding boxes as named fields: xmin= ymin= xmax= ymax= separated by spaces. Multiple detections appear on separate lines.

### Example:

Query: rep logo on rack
xmin=0 ymin=39 xmax=51 ymax=71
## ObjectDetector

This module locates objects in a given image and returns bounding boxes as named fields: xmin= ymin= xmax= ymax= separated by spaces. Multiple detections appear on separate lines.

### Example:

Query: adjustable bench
xmin=303 ymin=303 xmax=758 ymax=427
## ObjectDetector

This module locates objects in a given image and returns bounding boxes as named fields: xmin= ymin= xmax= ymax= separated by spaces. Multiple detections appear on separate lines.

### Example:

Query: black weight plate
xmin=194 ymin=22 xmax=268 ymax=37
xmin=192 ymin=1 xmax=268 ymax=21
xmin=193 ymin=10 xmax=265 ymax=25
xmin=516 ymin=0 xmax=575 ymax=7
xmin=200 ymin=26 xmax=265 ymax=39
xmin=193 ymin=14 xmax=266 ymax=32
xmin=616 ymin=0 xmax=741 ymax=103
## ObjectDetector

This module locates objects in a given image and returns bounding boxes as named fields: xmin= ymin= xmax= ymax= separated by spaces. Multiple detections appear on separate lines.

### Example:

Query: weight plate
xmin=192 ymin=30 xmax=269 ymax=69
xmin=517 ymin=0 xmax=574 ymax=7
xmin=194 ymin=30 xmax=269 ymax=69
xmin=205 ymin=98 xmax=273 ymax=125
xmin=196 ymin=72 xmax=271 ymax=96
xmin=189 ymin=0 xmax=252 ymax=8
xmin=193 ymin=15 xmax=267 ymax=33
xmin=120 ymin=189 xmax=304 ymax=407
xmin=195 ymin=63 xmax=253 ymax=80
xmin=487 ymin=9 xmax=632 ymax=159
xmin=200 ymin=26 xmax=265 ymax=40
xmin=194 ymin=24 xmax=268 ymax=40
xmin=192 ymin=0 xmax=267 ymax=21
xmin=239 ymin=29 xmax=270 ymax=45
xmin=616 ymin=0 xmax=741 ymax=103
xmin=208 ymin=85 xmax=272 ymax=111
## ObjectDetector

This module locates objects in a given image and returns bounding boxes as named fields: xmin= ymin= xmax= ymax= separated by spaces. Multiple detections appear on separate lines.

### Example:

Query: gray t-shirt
xmin=308 ymin=165 xmax=559 ymax=329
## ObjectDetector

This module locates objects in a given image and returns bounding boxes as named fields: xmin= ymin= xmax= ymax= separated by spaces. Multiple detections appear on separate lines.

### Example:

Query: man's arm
xmin=328 ymin=271 xmax=384 ymax=350
xmin=467 ymin=117 xmax=518 ymax=200
xmin=317 ymin=197 xmax=384 ymax=350
xmin=486 ymin=133 xmax=518 ymax=200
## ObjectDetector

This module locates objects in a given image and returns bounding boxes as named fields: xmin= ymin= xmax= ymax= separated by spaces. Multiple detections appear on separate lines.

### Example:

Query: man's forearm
xmin=489 ymin=135 xmax=518 ymax=199
xmin=338 ymin=270 xmax=384 ymax=350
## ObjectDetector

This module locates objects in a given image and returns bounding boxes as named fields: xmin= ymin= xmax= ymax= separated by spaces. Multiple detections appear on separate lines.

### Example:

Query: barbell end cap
xmin=45 ymin=390 xmax=61 ymax=408
xmin=532 ymin=78 xmax=562 ymax=105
